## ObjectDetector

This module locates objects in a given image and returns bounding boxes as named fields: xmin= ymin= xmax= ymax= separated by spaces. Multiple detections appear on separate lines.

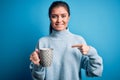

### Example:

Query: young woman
xmin=30 ymin=1 xmax=103 ymax=80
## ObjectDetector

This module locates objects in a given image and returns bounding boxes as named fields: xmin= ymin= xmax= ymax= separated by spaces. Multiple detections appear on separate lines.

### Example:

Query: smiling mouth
xmin=56 ymin=24 xmax=64 ymax=26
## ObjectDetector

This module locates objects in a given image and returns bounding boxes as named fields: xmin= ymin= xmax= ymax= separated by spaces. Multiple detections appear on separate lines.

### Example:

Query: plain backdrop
xmin=0 ymin=0 xmax=120 ymax=80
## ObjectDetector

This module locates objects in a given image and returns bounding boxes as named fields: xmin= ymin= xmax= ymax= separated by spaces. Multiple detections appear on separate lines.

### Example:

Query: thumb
xmin=35 ymin=49 xmax=39 ymax=54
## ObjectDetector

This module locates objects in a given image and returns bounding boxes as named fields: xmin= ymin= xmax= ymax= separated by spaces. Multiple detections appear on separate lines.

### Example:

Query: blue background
xmin=0 ymin=0 xmax=120 ymax=80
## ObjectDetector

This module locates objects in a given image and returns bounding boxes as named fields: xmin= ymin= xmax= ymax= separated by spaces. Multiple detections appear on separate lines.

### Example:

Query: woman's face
xmin=50 ymin=6 xmax=70 ymax=31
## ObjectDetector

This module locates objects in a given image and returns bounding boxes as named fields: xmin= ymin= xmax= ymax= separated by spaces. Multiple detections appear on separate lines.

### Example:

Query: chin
xmin=54 ymin=28 xmax=65 ymax=31
xmin=54 ymin=26 xmax=66 ymax=31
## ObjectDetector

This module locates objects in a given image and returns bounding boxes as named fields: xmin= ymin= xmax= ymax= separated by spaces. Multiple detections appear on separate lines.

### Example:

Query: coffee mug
xmin=38 ymin=48 xmax=53 ymax=67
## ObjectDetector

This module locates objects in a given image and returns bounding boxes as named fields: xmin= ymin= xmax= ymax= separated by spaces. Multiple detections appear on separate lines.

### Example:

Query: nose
xmin=57 ymin=16 xmax=62 ymax=22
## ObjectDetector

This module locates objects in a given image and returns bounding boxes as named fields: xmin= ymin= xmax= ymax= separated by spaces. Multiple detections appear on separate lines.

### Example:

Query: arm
xmin=81 ymin=46 xmax=103 ymax=77
xmin=30 ymin=62 xmax=45 ymax=80
xmin=72 ymin=37 xmax=103 ymax=77
xmin=29 ymin=39 xmax=46 ymax=80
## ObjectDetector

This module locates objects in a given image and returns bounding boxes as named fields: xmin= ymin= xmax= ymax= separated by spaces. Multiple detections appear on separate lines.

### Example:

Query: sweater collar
xmin=50 ymin=29 xmax=72 ymax=39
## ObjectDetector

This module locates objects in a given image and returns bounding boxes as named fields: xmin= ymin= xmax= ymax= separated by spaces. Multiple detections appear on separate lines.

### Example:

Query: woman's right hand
xmin=30 ymin=49 xmax=40 ymax=65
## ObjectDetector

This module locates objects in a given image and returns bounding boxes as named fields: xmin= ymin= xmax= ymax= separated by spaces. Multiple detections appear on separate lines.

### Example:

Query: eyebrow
xmin=51 ymin=13 xmax=68 ymax=15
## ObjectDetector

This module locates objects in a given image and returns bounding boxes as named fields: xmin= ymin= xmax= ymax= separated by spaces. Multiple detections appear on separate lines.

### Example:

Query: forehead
xmin=51 ymin=6 xmax=68 ymax=14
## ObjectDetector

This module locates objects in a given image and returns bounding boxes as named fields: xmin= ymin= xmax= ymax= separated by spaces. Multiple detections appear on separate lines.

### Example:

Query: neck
xmin=50 ymin=28 xmax=72 ymax=39
xmin=49 ymin=26 xmax=68 ymax=34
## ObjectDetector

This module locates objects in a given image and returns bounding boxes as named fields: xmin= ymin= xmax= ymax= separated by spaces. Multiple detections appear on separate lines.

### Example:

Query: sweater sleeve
xmin=30 ymin=38 xmax=47 ymax=80
xmin=81 ymin=46 xmax=103 ymax=77
xmin=30 ymin=62 xmax=45 ymax=80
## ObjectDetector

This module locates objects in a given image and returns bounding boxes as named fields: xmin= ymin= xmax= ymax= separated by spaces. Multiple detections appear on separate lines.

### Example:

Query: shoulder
xmin=70 ymin=32 xmax=87 ymax=44
xmin=38 ymin=36 xmax=50 ymax=42
xmin=72 ymin=33 xmax=85 ymax=41
xmin=36 ymin=36 xmax=51 ymax=48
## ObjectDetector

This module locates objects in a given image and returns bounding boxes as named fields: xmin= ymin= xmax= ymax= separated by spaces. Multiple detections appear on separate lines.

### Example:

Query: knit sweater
xmin=30 ymin=29 xmax=103 ymax=80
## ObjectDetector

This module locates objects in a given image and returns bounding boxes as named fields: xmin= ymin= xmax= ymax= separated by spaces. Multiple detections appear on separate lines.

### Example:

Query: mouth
xmin=55 ymin=24 xmax=64 ymax=26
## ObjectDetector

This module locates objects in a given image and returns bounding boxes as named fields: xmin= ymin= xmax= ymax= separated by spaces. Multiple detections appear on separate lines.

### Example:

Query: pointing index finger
xmin=72 ymin=44 xmax=83 ymax=48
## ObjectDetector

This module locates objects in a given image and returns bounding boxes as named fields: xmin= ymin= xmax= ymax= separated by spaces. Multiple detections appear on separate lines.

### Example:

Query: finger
xmin=78 ymin=47 xmax=83 ymax=50
xmin=33 ymin=54 xmax=39 ymax=60
xmin=79 ymin=47 xmax=88 ymax=52
xmin=82 ymin=51 xmax=88 ymax=55
xmin=31 ymin=58 xmax=40 ymax=65
xmin=32 ymin=56 xmax=39 ymax=62
xmin=34 ymin=61 xmax=40 ymax=65
xmin=30 ymin=56 xmax=32 ymax=61
xmin=33 ymin=50 xmax=39 ymax=55
xmin=30 ymin=54 xmax=34 ymax=60
xmin=72 ymin=44 xmax=83 ymax=48
xmin=30 ymin=56 xmax=34 ymax=62
xmin=35 ymin=49 xmax=39 ymax=53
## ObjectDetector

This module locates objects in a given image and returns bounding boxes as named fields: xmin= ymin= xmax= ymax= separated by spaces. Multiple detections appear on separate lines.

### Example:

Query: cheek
xmin=65 ymin=19 xmax=69 ymax=24
xmin=65 ymin=17 xmax=70 ymax=22
xmin=51 ymin=20 xmax=56 ymax=28
xmin=51 ymin=19 xmax=56 ymax=24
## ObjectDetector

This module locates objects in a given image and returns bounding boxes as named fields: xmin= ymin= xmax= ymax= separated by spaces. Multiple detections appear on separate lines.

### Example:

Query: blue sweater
xmin=30 ymin=29 xmax=103 ymax=80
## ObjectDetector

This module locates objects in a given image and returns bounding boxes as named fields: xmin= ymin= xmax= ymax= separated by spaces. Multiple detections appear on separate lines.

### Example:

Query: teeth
xmin=56 ymin=24 xmax=63 ymax=25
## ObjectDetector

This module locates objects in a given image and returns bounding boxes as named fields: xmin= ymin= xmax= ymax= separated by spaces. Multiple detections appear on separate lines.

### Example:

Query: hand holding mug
xmin=30 ymin=48 xmax=53 ymax=67
xmin=30 ymin=49 xmax=40 ymax=65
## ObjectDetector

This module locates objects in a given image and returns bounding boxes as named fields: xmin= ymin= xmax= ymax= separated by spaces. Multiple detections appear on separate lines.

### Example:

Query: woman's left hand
xmin=72 ymin=44 xmax=90 ymax=55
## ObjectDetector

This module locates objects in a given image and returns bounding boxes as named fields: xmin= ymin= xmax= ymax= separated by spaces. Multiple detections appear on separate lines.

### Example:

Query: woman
xmin=30 ymin=1 xmax=103 ymax=80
